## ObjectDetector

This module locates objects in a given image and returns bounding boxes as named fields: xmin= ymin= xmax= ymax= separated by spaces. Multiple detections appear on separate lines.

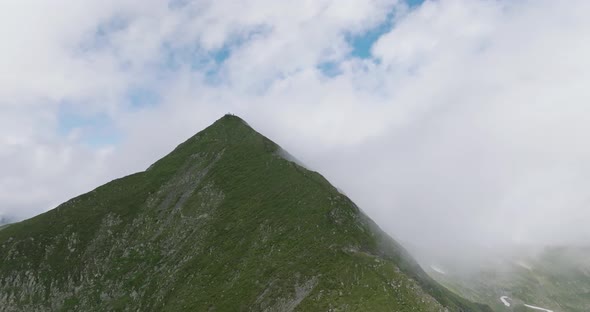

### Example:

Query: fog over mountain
xmin=1 ymin=0 xmax=589 ymax=265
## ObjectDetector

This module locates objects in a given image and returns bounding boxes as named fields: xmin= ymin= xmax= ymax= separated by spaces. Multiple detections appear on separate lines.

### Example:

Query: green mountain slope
xmin=427 ymin=247 xmax=590 ymax=312
xmin=0 ymin=115 xmax=491 ymax=312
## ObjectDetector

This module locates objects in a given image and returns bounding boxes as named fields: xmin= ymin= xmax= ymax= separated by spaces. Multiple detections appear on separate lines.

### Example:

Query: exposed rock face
xmin=0 ymin=115 xmax=491 ymax=312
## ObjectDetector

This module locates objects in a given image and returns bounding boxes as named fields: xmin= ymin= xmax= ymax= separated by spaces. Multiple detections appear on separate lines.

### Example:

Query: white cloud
xmin=1 ymin=0 xmax=590 ymax=262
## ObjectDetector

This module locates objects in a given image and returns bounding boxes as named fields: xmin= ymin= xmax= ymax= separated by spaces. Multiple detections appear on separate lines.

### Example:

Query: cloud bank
xmin=1 ymin=0 xmax=590 ymax=261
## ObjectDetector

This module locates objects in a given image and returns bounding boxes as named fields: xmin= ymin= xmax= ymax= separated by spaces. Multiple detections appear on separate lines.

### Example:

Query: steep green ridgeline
xmin=0 ymin=115 xmax=491 ymax=312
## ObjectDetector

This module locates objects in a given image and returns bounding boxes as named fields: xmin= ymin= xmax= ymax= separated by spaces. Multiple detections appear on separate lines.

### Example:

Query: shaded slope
xmin=0 ymin=115 xmax=491 ymax=311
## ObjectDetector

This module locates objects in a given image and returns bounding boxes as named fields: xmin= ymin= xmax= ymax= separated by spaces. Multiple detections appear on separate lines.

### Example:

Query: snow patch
xmin=516 ymin=260 xmax=533 ymax=270
xmin=500 ymin=296 xmax=554 ymax=312
xmin=500 ymin=296 xmax=511 ymax=307
xmin=430 ymin=265 xmax=447 ymax=275
xmin=523 ymin=304 xmax=554 ymax=312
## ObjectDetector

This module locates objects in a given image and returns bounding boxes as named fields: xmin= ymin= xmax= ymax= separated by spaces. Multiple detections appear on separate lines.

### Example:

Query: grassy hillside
xmin=427 ymin=247 xmax=590 ymax=312
xmin=0 ymin=115 xmax=491 ymax=311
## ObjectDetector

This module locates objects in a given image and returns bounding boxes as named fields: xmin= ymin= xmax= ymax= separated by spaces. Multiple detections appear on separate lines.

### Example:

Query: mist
xmin=1 ymin=0 xmax=590 ymax=267
xmin=297 ymin=101 xmax=590 ymax=264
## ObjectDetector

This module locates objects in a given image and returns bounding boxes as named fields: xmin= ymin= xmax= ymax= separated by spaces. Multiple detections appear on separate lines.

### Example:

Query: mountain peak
xmin=219 ymin=113 xmax=245 ymax=122
xmin=0 ymin=117 xmax=492 ymax=312
xmin=212 ymin=113 xmax=252 ymax=129
xmin=197 ymin=113 xmax=259 ymax=142
xmin=145 ymin=114 xmax=275 ymax=173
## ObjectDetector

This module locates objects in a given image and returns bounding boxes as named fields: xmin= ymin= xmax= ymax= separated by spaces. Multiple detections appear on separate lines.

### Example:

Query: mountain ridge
xmin=0 ymin=114 xmax=492 ymax=311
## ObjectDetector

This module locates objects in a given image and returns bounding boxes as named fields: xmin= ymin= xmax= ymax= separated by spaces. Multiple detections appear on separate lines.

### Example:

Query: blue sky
xmin=57 ymin=108 xmax=121 ymax=147
xmin=349 ymin=0 xmax=424 ymax=58
xmin=58 ymin=0 xmax=426 ymax=147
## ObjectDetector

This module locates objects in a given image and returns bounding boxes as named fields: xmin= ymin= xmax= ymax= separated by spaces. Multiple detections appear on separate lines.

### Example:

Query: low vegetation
xmin=0 ymin=115 xmax=491 ymax=311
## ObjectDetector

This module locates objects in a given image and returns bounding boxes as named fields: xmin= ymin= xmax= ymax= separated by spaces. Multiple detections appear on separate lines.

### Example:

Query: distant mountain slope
xmin=0 ymin=115 xmax=491 ymax=311
xmin=0 ymin=217 xmax=11 ymax=231
xmin=427 ymin=247 xmax=590 ymax=312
